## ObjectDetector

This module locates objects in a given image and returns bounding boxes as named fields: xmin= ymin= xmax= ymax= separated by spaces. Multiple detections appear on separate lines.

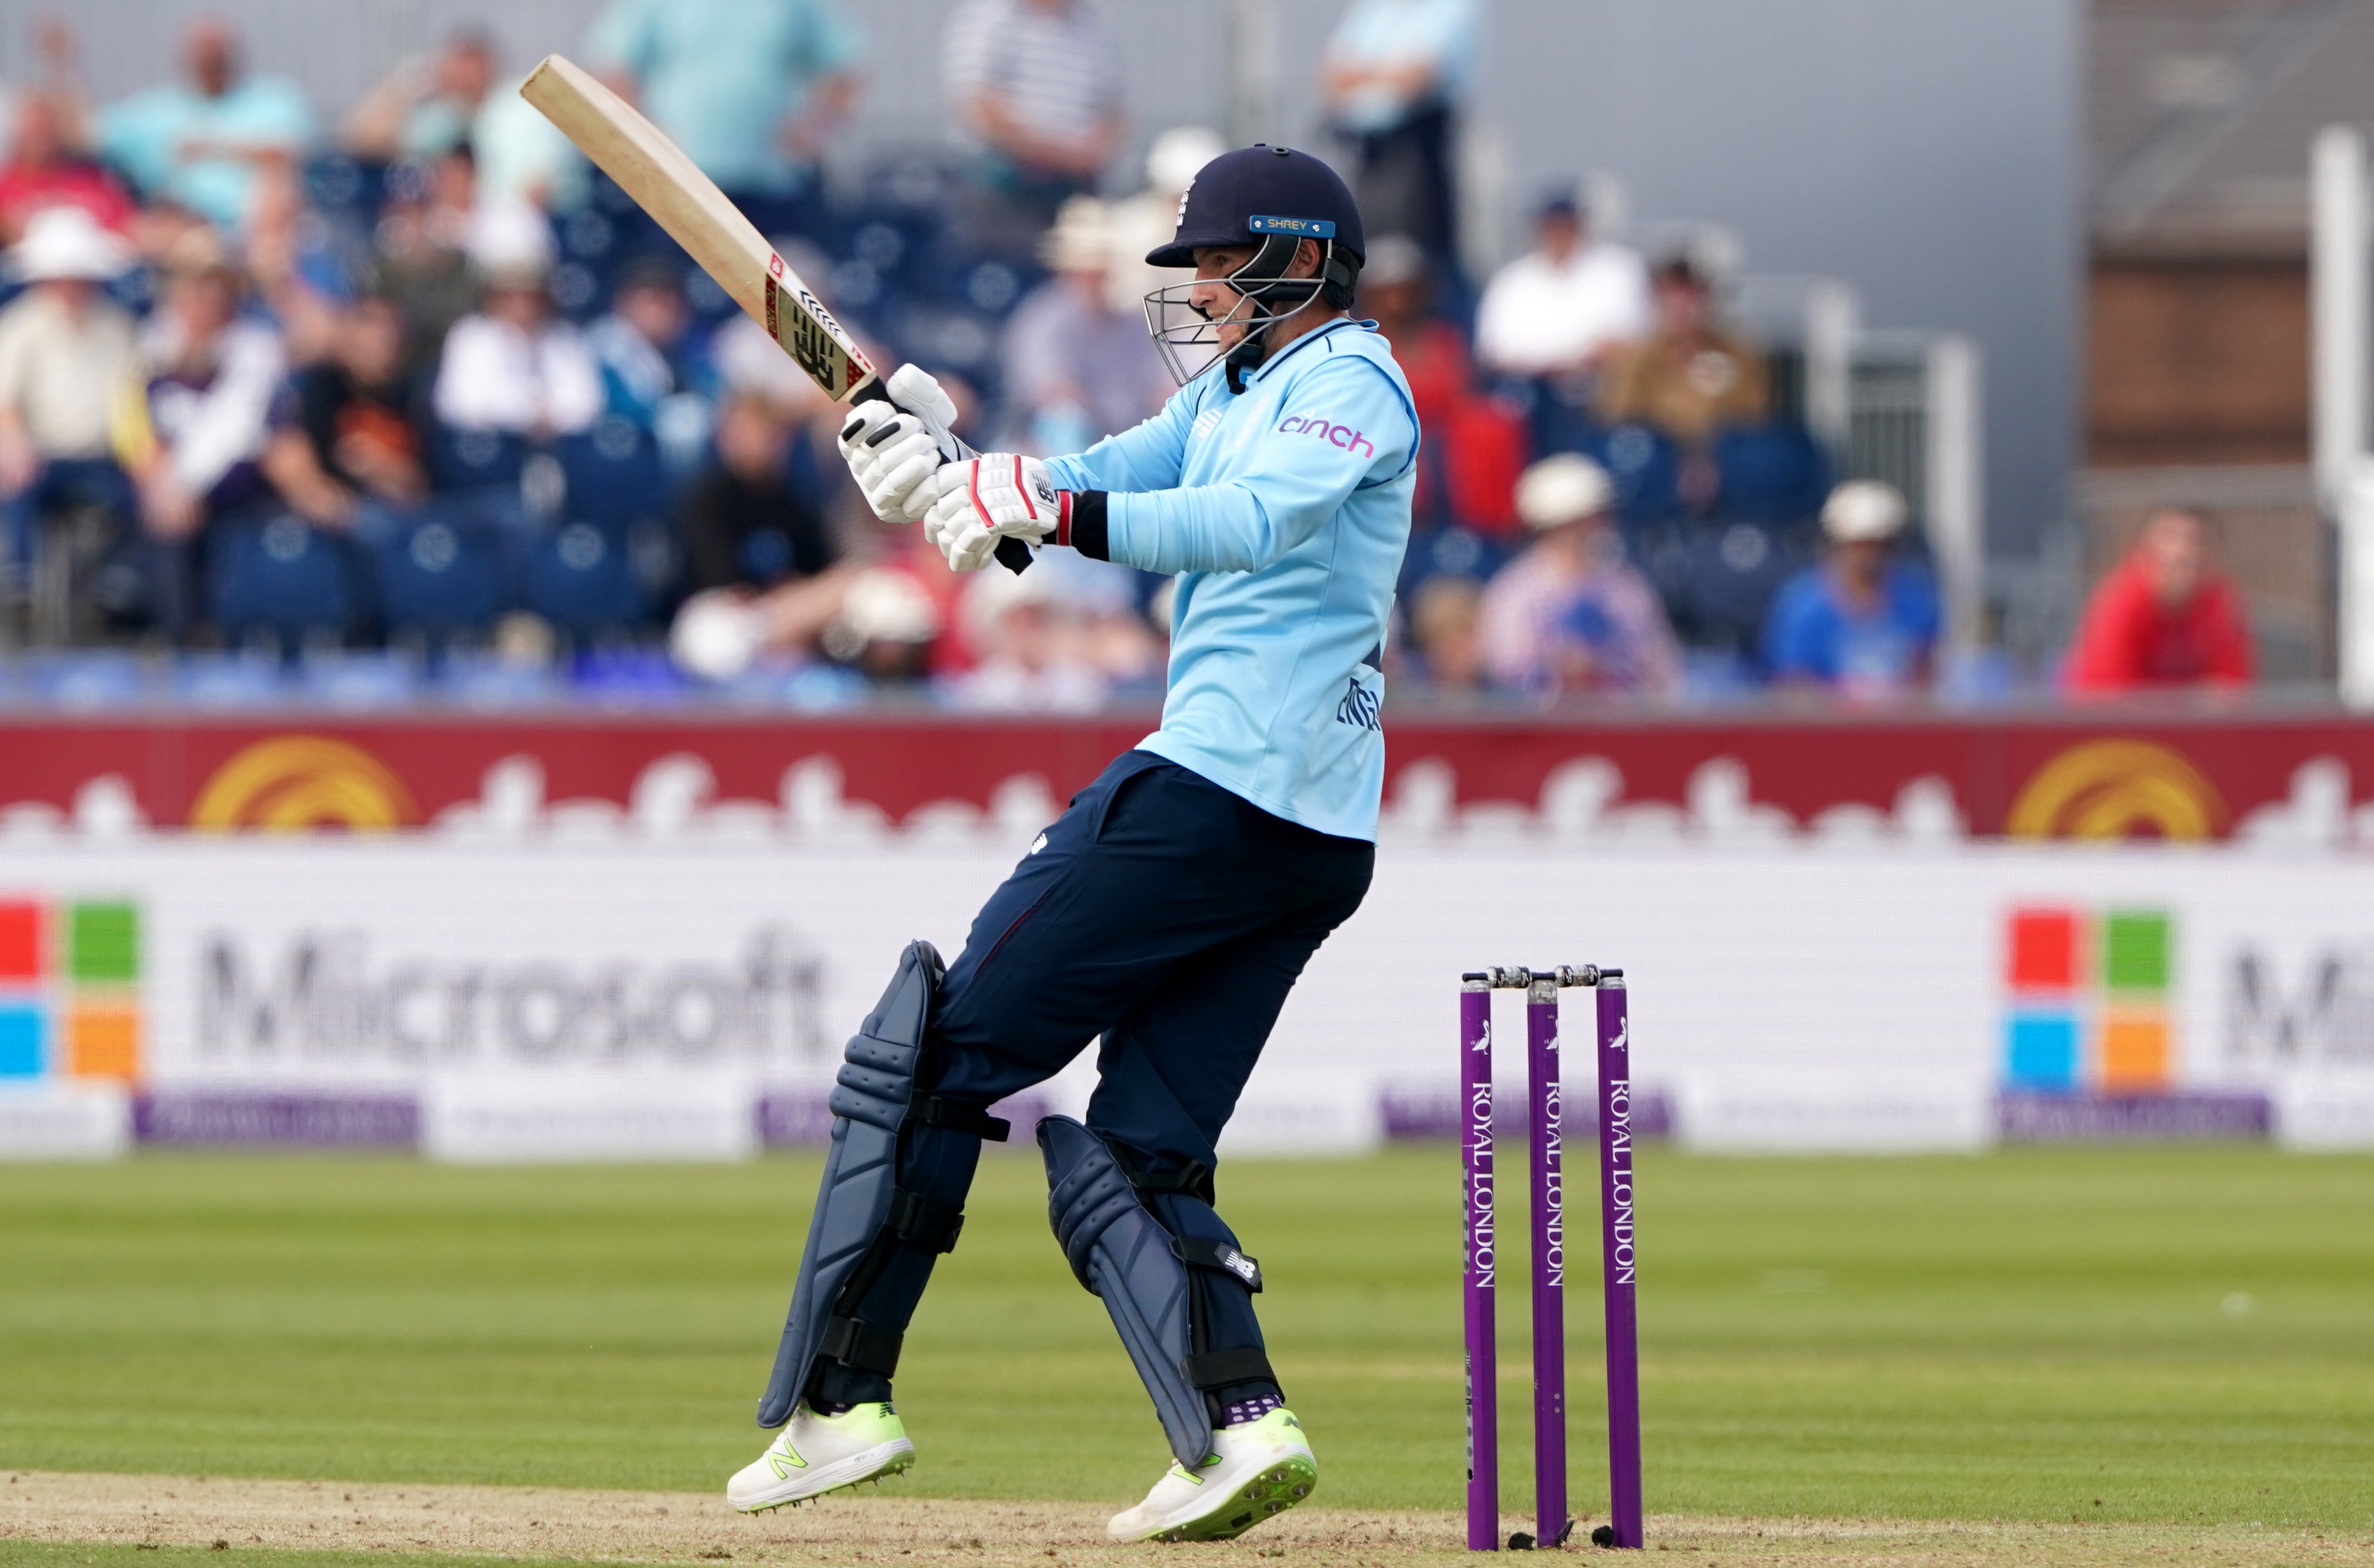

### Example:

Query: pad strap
xmin=887 ymin=1187 xmax=965 ymax=1254
xmin=909 ymin=1096 xmax=1011 ymax=1142
xmin=1173 ymin=1236 xmax=1262 ymax=1292
xmin=818 ymin=1315 xmax=902 ymax=1376
xmin=1181 ymin=1347 xmax=1276 ymax=1389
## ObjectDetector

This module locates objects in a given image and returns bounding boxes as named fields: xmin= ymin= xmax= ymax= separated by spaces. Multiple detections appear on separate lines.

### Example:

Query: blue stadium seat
xmin=429 ymin=426 xmax=529 ymax=494
xmin=371 ymin=507 xmax=513 ymax=638
xmin=1577 ymin=423 xmax=1680 ymax=525
xmin=209 ymin=516 xmax=365 ymax=645
xmin=555 ymin=418 xmax=670 ymax=530
xmin=1713 ymin=424 xmax=1830 ymax=520
xmin=523 ymin=521 xmax=648 ymax=637
xmin=1681 ymin=516 xmax=1817 ymax=655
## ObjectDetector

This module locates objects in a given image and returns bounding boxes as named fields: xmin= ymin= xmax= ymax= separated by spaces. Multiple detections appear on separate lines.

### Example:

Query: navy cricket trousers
xmin=811 ymin=750 xmax=1375 ymax=1409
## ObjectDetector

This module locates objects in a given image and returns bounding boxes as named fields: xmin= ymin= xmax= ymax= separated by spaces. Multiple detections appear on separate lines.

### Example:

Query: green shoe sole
xmin=741 ymin=1448 xmax=914 ymax=1513
xmin=1157 ymin=1454 xmax=1319 ymax=1543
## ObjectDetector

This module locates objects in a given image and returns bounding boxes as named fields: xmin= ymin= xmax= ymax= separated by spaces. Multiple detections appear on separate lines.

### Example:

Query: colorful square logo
xmin=0 ymin=895 xmax=142 ymax=1084
xmin=2001 ymin=905 xmax=2174 ymax=1094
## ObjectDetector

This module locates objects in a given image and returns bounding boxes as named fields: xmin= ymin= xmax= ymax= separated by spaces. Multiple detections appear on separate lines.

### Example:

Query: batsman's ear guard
xmin=755 ymin=940 xmax=1010 ymax=1427
xmin=1038 ymin=1115 xmax=1275 ymax=1470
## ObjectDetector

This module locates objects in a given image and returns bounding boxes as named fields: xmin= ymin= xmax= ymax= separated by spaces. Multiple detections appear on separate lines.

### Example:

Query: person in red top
xmin=0 ymin=92 xmax=138 ymax=243
xmin=2064 ymin=507 xmax=2253 ymax=691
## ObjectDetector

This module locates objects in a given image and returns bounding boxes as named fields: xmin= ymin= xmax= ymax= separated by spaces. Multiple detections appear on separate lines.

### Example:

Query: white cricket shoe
xmin=1105 ymin=1408 xmax=1319 ymax=1543
xmin=726 ymin=1400 xmax=915 ymax=1513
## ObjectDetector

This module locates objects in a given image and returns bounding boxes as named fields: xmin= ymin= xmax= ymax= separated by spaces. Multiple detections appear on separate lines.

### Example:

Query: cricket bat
xmin=519 ymin=54 xmax=1029 ymax=573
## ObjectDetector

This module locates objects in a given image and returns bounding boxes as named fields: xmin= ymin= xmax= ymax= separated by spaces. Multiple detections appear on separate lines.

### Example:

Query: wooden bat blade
xmin=519 ymin=53 xmax=875 ymax=402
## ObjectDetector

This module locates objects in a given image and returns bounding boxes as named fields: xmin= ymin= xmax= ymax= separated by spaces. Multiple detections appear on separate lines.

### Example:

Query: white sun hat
xmin=1039 ymin=196 xmax=1115 ymax=273
xmin=8 ymin=206 xmax=133 ymax=282
xmin=1515 ymin=453 xmax=1616 ymax=530
xmin=1821 ymin=479 xmax=1908 ymax=543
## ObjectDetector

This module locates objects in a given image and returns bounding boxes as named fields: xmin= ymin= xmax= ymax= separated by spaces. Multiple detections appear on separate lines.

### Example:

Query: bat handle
xmin=854 ymin=378 xmax=1032 ymax=576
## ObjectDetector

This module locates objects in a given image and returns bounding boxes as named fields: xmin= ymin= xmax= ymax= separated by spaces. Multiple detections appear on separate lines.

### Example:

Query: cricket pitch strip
xmin=6 ymin=1470 xmax=2372 ymax=1567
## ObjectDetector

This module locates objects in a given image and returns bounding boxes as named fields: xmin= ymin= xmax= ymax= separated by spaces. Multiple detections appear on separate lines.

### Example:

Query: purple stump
xmin=1527 ymin=975 xmax=1569 ymax=1548
xmin=1461 ymin=977 xmax=1499 ymax=1551
xmin=1595 ymin=977 xmax=1644 ymax=1549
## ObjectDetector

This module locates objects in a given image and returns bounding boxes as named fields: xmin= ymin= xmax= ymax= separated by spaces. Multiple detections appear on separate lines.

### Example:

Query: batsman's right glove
xmin=836 ymin=365 xmax=962 ymax=524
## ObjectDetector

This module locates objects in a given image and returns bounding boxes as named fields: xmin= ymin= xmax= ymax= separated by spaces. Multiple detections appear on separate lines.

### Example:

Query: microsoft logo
xmin=0 ymin=898 xmax=143 ymax=1083
xmin=2002 ymin=906 xmax=2174 ymax=1094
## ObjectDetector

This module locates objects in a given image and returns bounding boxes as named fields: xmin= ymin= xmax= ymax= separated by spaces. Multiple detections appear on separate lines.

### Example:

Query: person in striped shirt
xmin=943 ymin=0 xmax=1124 ymax=256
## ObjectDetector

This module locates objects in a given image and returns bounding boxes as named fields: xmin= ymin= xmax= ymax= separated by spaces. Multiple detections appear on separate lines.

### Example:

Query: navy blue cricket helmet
xmin=1146 ymin=143 xmax=1367 ymax=273
xmin=1141 ymin=145 xmax=1366 ymax=386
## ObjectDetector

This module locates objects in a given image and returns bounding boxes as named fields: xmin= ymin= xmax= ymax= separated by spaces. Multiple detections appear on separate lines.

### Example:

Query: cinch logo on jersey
xmin=0 ymin=895 xmax=143 ymax=1085
xmin=1278 ymin=415 xmax=1373 ymax=458
xmin=2001 ymin=904 xmax=2175 ymax=1093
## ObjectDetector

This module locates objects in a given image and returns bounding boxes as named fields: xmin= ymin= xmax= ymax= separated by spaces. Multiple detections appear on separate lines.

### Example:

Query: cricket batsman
xmin=727 ymin=145 xmax=1415 ymax=1544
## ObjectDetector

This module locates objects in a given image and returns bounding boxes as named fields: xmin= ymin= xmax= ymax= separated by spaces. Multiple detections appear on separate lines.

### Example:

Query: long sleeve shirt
xmin=1045 ymin=319 xmax=1417 ymax=841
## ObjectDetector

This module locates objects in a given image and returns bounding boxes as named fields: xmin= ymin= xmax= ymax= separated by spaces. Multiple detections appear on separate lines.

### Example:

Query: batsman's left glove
xmin=924 ymin=453 xmax=1075 ymax=572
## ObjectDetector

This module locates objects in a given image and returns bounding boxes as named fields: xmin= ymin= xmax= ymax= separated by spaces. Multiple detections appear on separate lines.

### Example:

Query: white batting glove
xmin=922 ymin=453 xmax=1069 ymax=572
xmin=837 ymin=400 xmax=943 ymax=523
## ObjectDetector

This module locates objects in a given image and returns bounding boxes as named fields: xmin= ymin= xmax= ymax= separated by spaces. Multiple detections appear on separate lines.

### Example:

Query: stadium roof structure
xmin=2092 ymin=0 xmax=2374 ymax=253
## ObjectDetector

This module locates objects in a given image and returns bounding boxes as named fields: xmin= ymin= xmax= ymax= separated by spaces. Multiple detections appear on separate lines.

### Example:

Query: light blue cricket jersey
xmin=1044 ymin=319 xmax=1417 ymax=842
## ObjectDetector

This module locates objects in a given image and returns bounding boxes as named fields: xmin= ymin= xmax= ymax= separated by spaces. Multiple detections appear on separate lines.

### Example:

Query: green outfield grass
xmin=2 ymin=1148 xmax=2369 ymax=1530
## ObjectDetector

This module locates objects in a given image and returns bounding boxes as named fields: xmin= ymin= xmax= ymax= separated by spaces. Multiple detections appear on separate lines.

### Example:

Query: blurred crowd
xmin=0 ymin=1 xmax=2257 ymax=710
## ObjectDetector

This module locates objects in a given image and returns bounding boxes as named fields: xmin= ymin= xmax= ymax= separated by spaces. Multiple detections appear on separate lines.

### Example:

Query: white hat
xmin=466 ymin=197 xmax=555 ymax=284
xmin=1515 ymin=454 xmax=1614 ymax=530
xmin=835 ymin=569 xmax=942 ymax=646
xmin=1821 ymin=479 xmax=1907 ymax=543
xmin=8 ymin=206 xmax=132 ymax=282
xmin=1039 ymin=196 xmax=1114 ymax=272
xmin=1146 ymin=126 xmax=1226 ymax=196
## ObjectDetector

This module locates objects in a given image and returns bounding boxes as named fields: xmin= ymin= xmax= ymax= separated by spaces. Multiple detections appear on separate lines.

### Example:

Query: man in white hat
xmin=1760 ymin=478 xmax=1939 ymax=696
xmin=0 ymin=206 xmax=138 ymax=600
xmin=1477 ymin=452 xmax=1679 ymax=696
xmin=1001 ymin=195 xmax=1169 ymax=454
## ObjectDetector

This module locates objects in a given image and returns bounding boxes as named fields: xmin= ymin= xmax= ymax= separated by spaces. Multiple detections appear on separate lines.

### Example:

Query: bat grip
xmin=852 ymin=380 xmax=1032 ymax=575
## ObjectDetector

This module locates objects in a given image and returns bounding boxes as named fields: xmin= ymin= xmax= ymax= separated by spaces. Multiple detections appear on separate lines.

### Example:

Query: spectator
xmin=944 ymin=0 xmax=1123 ymax=259
xmin=0 ymin=208 xmax=139 ymax=601
xmin=1761 ymin=480 xmax=1939 ymax=698
xmin=1479 ymin=454 xmax=1680 ymax=697
xmin=431 ymin=210 xmax=601 ymax=440
xmin=1597 ymin=253 xmax=1768 ymax=447
xmin=109 ymin=229 xmax=285 ymax=634
xmin=0 ymin=89 xmax=136 ymax=243
xmin=259 ymin=292 xmax=430 ymax=535
xmin=1319 ymin=0 xmax=1479 ymax=286
xmin=374 ymin=144 xmax=479 ymax=380
xmin=1474 ymin=190 xmax=1649 ymax=385
xmin=586 ymin=0 xmax=862 ymax=236
xmin=1105 ymin=125 xmax=1225 ymax=317
xmin=2064 ymin=507 xmax=2253 ymax=693
xmin=1405 ymin=574 xmax=1484 ymax=692
xmin=680 ymin=391 xmax=839 ymax=596
xmin=586 ymin=256 xmax=697 ymax=432
xmin=820 ymin=566 xmax=942 ymax=683
xmin=98 ymin=17 xmax=312 ymax=233
xmin=1366 ymin=233 xmax=1467 ymax=436
xmin=943 ymin=553 xmax=1151 ymax=712
xmin=1002 ymin=196 xmax=1169 ymax=454
xmin=1365 ymin=232 xmax=1525 ymax=537
xmin=343 ymin=29 xmax=584 ymax=212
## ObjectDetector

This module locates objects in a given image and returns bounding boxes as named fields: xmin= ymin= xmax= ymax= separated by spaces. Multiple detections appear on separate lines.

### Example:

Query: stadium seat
xmin=523 ymin=521 xmax=648 ymax=638
xmin=554 ymin=418 xmax=671 ymax=530
xmin=429 ymin=426 xmax=529 ymax=494
xmin=1680 ymin=516 xmax=1817 ymax=656
xmin=1577 ymin=423 xmax=1681 ymax=525
xmin=371 ymin=507 xmax=514 ymax=638
xmin=1713 ymin=424 xmax=1830 ymax=520
xmin=208 ymin=515 xmax=366 ymax=646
